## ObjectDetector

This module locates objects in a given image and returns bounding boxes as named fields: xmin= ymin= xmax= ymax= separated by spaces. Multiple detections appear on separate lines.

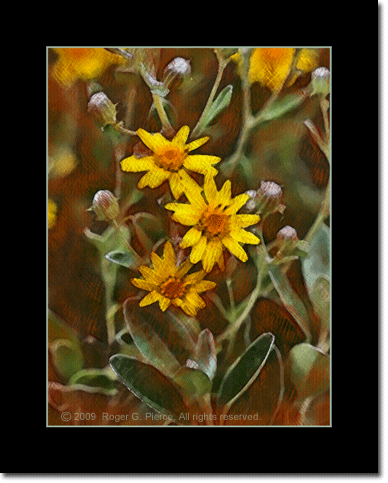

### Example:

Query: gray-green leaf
xmin=110 ymin=355 xmax=188 ymax=422
xmin=217 ymin=332 xmax=275 ymax=408
xmin=202 ymin=84 xmax=233 ymax=128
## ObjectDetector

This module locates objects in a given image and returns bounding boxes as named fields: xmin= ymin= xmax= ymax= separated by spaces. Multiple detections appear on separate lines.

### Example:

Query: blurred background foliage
xmin=48 ymin=47 xmax=330 ymax=425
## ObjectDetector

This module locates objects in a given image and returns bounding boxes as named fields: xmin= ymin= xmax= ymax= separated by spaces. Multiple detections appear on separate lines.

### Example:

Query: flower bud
xmin=163 ymin=57 xmax=191 ymax=89
xmin=310 ymin=67 xmax=330 ymax=98
xmin=90 ymin=190 xmax=119 ymax=221
xmin=246 ymin=181 xmax=285 ymax=215
xmin=87 ymin=92 xmax=117 ymax=127
xmin=275 ymin=225 xmax=299 ymax=257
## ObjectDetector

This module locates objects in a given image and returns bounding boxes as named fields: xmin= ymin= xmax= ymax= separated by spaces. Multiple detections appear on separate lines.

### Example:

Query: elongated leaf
xmin=173 ymin=367 xmax=212 ymax=399
xmin=202 ymin=84 xmax=233 ymax=128
xmin=110 ymin=355 xmax=188 ymax=421
xmin=268 ymin=264 xmax=311 ymax=341
xmin=68 ymin=367 xmax=118 ymax=396
xmin=289 ymin=343 xmax=330 ymax=401
xmin=302 ymin=224 xmax=330 ymax=292
xmin=310 ymin=275 xmax=330 ymax=332
xmin=259 ymin=89 xmax=308 ymax=122
xmin=50 ymin=339 xmax=84 ymax=381
xmin=224 ymin=345 xmax=283 ymax=425
xmin=123 ymin=297 xmax=196 ymax=377
xmin=217 ymin=332 xmax=274 ymax=408
xmin=105 ymin=250 xmax=136 ymax=268
xmin=193 ymin=329 xmax=217 ymax=380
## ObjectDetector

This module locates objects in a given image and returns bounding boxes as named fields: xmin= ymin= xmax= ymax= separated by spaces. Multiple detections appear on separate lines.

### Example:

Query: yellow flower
xmin=131 ymin=241 xmax=216 ymax=316
xmin=48 ymin=198 xmax=57 ymax=229
xmin=232 ymin=48 xmax=318 ymax=92
xmin=120 ymin=126 xmax=221 ymax=199
xmin=51 ymin=48 xmax=125 ymax=87
xmin=165 ymin=175 xmax=261 ymax=272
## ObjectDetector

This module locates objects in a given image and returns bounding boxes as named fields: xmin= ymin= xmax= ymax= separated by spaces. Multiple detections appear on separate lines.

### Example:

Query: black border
xmin=39 ymin=14 xmax=379 ymax=475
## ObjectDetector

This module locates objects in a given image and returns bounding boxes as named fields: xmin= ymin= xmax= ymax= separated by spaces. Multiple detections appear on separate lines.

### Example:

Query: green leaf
xmin=193 ymin=329 xmax=217 ymax=380
xmin=289 ymin=343 xmax=330 ymax=401
xmin=123 ymin=297 xmax=196 ymax=377
xmin=173 ymin=367 xmax=212 ymax=399
xmin=105 ymin=250 xmax=136 ymax=268
xmin=202 ymin=84 xmax=233 ymax=128
xmin=68 ymin=367 xmax=118 ymax=396
xmin=48 ymin=310 xmax=80 ymax=347
xmin=258 ymin=89 xmax=308 ymax=122
xmin=310 ymin=275 xmax=330 ymax=331
xmin=302 ymin=224 xmax=330 ymax=292
xmin=109 ymin=355 xmax=188 ymax=422
xmin=268 ymin=264 xmax=311 ymax=341
xmin=50 ymin=339 xmax=84 ymax=381
xmin=217 ymin=332 xmax=274 ymax=408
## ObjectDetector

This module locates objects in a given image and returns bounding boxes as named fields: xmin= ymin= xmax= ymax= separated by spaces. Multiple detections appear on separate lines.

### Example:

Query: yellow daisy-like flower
xmin=232 ymin=48 xmax=318 ymax=92
xmin=120 ymin=126 xmax=221 ymax=199
xmin=165 ymin=175 xmax=261 ymax=273
xmin=131 ymin=241 xmax=217 ymax=316
xmin=48 ymin=198 xmax=57 ymax=229
xmin=51 ymin=48 xmax=125 ymax=87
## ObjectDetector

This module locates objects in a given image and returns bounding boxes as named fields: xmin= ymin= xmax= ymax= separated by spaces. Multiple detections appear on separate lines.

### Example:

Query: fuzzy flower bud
xmin=310 ymin=67 xmax=330 ymax=98
xmin=245 ymin=181 xmax=285 ymax=215
xmin=87 ymin=92 xmax=117 ymax=127
xmin=90 ymin=190 xmax=119 ymax=221
xmin=275 ymin=225 xmax=299 ymax=257
xmin=163 ymin=57 xmax=191 ymax=89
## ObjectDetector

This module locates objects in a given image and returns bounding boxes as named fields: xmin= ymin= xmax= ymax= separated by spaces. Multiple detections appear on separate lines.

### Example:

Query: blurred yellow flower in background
xmin=131 ymin=241 xmax=217 ymax=316
xmin=48 ymin=198 xmax=57 ymax=229
xmin=232 ymin=48 xmax=318 ymax=92
xmin=165 ymin=175 xmax=261 ymax=272
xmin=51 ymin=48 xmax=125 ymax=87
xmin=121 ymin=126 xmax=221 ymax=199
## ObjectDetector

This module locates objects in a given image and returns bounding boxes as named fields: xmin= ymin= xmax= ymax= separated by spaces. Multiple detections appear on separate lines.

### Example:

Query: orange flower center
xmin=156 ymin=146 xmax=186 ymax=172
xmin=160 ymin=277 xmax=186 ymax=299
xmin=201 ymin=209 xmax=229 ymax=237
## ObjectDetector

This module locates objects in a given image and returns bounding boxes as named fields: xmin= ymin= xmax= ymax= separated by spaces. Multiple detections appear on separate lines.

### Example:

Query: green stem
xmin=152 ymin=93 xmax=174 ymax=136
xmin=112 ymin=220 xmax=145 ymax=266
xmin=191 ymin=50 xmax=229 ymax=138
xmin=216 ymin=248 xmax=267 ymax=348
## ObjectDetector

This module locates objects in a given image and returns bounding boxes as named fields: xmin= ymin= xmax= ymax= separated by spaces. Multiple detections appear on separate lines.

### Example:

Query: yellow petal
xmin=224 ymin=193 xmax=250 ymax=215
xmin=138 ymin=265 xmax=163 ymax=284
xmin=184 ymin=290 xmax=206 ymax=310
xmin=217 ymin=180 xmax=232 ymax=207
xmin=179 ymin=301 xmax=199 ymax=316
xmin=136 ymin=129 xmax=169 ymax=152
xmin=180 ymin=227 xmax=203 ymax=248
xmin=175 ymin=259 xmax=194 ymax=279
xmin=232 ymin=214 xmax=261 ymax=228
xmin=131 ymin=278 xmax=157 ymax=292
xmin=163 ymin=241 xmax=177 ymax=268
xmin=172 ymin=125 xmax=190 ymax=147
xmin=137 ymin=168 xmax=171 ymax=189
xmin=190 ymin=236 xmax=207 ymax=264
xmin=203 ymin=173 xmax=218 ymax=204
xmin=169 ymin=172 xmax=185 ymax=200
xmin=166 ymin=204 xmax=202 ymax=226
xmin=185 ymin=136 xmax=209 ymax=152
xmin=159 ymin=296 xmax=171 ymax=312
xmin=229 ymin=228 xmax=260 ymax=244
xmin=183 ymin=155 xmax=220 ymax=175
xmin=179 ymin=170 xmax=207 ymax=209
xmin=121 ymin=156 xmax=156 ymax=172
xmin=202 ymin=239 xmax=223 ymax=272
xmin=184 ymin=269 xmax=206 ymax=284
xmin=139 ymin=290 xmax=162 ymax=307
xmin=221 ymin=236 xmax=248 ymax=262
xmin=193 ymin=280 xmax=217 ymax=293
xmin=150 ymin=252 xmax=165 ymax=273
